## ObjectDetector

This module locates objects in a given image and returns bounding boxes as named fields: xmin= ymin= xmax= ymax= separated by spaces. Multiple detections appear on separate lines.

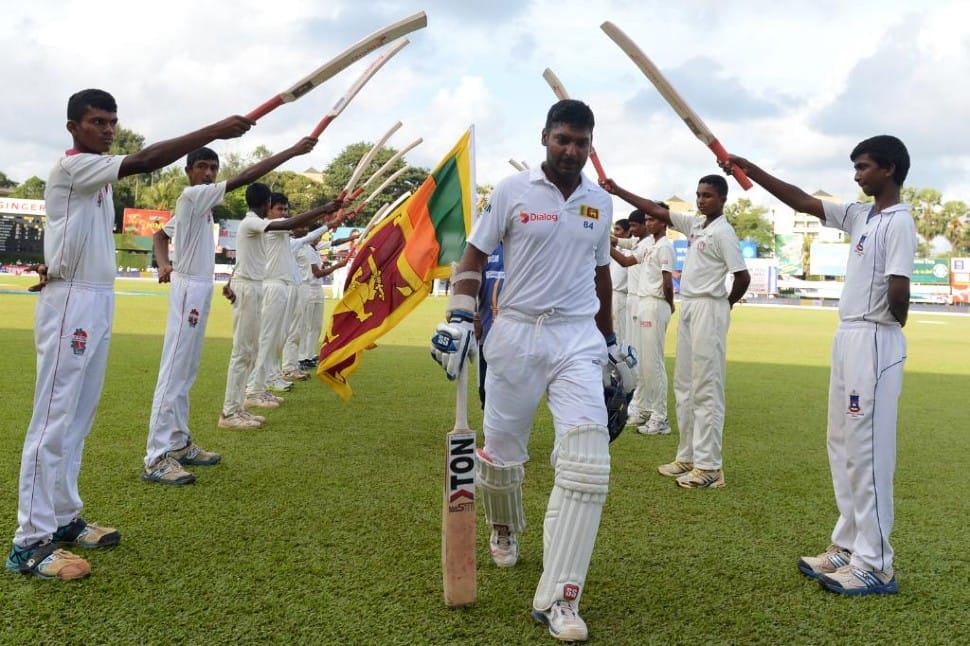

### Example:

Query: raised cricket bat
xmin=442 ymin=363 xmax=476 ymax=607
xmin=542 ymin=67 xmax=608 ymax=181
xmin=508 ymin=158 xmax=526 ymax=171
xmin=600 ymin=21 xmax=753 ymax=190
xmin=309 ymin=39 xmax=410 ymax=140
xmin=246 ymin=12 xmax=427 ymax=120
xmin=341 ymin=121 xmax=404 ymax=199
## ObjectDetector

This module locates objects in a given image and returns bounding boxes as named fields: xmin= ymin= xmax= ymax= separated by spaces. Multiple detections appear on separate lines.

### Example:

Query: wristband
xmin=447 ymin=293 xmax=477 ymax=314
xmin=604 ymin=332 xmax=617 ymax=346
xmin=447 ymin=309 xmax=475 ymax=323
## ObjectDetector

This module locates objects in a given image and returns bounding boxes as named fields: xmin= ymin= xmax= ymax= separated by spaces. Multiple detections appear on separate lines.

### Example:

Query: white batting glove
xmin=606 ymin=334 xmax=638 ymax=395
xmin=431 ymin=309 xmax=478 ymax=380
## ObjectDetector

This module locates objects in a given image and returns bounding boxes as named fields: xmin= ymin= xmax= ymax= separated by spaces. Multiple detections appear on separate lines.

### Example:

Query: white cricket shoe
xmin=532 ymin=600 xmax=588 ymax=642
xmin=637 ymin=419 xmax=671 ymax=435
xmin=489 ymin=524 xmax=518 ymax=568
xmin=217 ymin=412 xmax=261 ymax=429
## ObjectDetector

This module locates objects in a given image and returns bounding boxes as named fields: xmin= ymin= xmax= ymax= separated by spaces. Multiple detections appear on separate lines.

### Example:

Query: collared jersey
xmin=822 ymin=200 xmax=916 ymax=325
xmin=670 ymin=212 xmax=746 ymax=298
xmin=233 ymin=212 xmax=270 ymax=281
xmin=468 ymin=167 xmax=612 ymax=317
xmin=44 ymin=152 xmax=124 ymax=285
xmin=163 ymin=182 xmax=226 ymax=278
xmin=618 ymin=236 xmax=652 ymax=297
xmin=640 ymin=235 xmax=675 ymax=299
xmin=264 ymin=229 xmax=298 ymax=284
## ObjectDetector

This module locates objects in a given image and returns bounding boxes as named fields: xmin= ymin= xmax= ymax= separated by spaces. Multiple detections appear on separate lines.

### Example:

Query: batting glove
xmin=606 ymin=334 xmax=638 ymax=395
xmin=431 ymin=309 xmax=478 ymax=380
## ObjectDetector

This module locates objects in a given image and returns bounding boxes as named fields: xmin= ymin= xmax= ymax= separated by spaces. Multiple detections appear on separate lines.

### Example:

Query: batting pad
xmin=476 ymin=449 xmax=526 ymax=533
xmin=533 ymin=424 xmax=610 ymax=611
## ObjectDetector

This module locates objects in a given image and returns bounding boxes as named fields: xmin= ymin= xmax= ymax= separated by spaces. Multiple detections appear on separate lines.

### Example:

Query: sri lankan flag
xmin=317 ymin=128 xmax=475 ymax=399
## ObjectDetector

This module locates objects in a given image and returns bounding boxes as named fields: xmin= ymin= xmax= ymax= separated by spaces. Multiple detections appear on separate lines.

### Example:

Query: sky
xmin=2 ymin=0 xmax=968 ymax=218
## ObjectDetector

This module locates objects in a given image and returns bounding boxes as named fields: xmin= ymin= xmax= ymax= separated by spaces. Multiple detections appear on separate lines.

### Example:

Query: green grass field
xmin=1 ymin=275 xmax=969 ymax=644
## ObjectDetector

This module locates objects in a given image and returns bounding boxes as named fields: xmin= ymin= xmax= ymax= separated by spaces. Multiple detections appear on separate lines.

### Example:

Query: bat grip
xmin=309 ymin=115 xmax=335 ymax=139
xmin=246 ymin=96 xmax=284 ymax=121
xmin=589 ymin=150 xmax=607 ymax=182
xmin=455 ymin=363 xmax=469 ymax=430
xmin=708 ymin=139 xmax=753 ymax=190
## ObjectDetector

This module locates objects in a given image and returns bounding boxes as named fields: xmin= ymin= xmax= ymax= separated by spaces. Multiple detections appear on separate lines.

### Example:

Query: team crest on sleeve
xmin=70 ymin=328 xmax=88 ymax=356
xmin=847 ymin=391 xmax=863 ymax=418
xmin=579 ymin=205 xmax=600 ymax=220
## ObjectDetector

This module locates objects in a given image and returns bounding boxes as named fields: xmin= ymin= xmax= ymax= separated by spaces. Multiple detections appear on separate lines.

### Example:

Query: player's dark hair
xmin=545 ymin=99 xmax=595 ymax=131
xmin=628 ymin=210 xmax=646 ymax=224
xmin=614 ymin=218 xmax=630 ymax=233
xmin=67 ymin=89 xmax=117 ymax=121
xmin=270 ymin=192 xmax=289 ymax=208
xmin=698 ymin=174 xmax=728 ymax=197
xmin=187 ymin=147 xmax=219 ymax=168
xmin=246 ymin=183 xmax=272 ymax=210
xmin=851 ymin=135 xmax=910 ymax=185
xmin=655 ymin=201 xmax=669 ymax=210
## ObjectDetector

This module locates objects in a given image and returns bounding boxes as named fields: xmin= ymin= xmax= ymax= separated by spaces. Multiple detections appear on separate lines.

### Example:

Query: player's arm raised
xmin=599 ymin=178 xmax=672 ymax=226
xmin=225 ymin=137 xmax=317 ymax=192
xmin=266 ymin=197 xmax=345 ymax=232
xmin=722 ymin=155 xmax=825 ymax=221
xmin=119 ymin=116 xmax=253 ymax=178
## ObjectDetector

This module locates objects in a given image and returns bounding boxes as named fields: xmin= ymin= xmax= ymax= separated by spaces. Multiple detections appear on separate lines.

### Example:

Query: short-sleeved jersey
xmin=670 ymin=212 xmax=746 ymax=299
xmin=468 ymin=167 xmax=612 ymax=317
xmin=233 ymin=212 xmax=270 ymax=281
xmin=610 ymin=243 xmax=629 ymax=292
xmin=640 ymin=236 xmax=675 ymax=299
xmin=821 ymin=200 xmax=916 ymax=324
xmin=620 ymin=236 xmax=652 ymax=297
xmin=44 ymin=152 xmax=124 ymax=285
xmin=263 ymin=229 xmax=298 ymax=284
xmin=477 ymin=244 xmax=505 ymax=343
xmin=163 ymin=182 xmax=226 ymax=278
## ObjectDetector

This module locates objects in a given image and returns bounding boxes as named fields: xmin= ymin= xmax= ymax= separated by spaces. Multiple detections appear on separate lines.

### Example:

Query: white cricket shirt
xmin=670 ymin=212 xmax=746 ymax=299
xmin=163 ymin=181 xmax=226 ymax=278
xmin=822 ymin=200 xmax=916 ymax=325
xmin=640 ymin=236 xmax=675 ymax=299
xmin=44 ymin=152 xmax=124 ymax=285
xmin=468 ymin=167 xmax=612 ymax=317
xmin=610 ymin=245 xmax=629 ymax=293
xmin=263 ymin=229 xmax=297 ymax=284
xmin=233 ymin=212 xmax=270 ymax=281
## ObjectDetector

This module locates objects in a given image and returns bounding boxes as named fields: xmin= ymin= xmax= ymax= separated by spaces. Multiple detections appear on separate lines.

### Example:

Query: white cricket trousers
xmin=635 ymin=296 xmax=671 ymax=422
xmin=282 ymin=283 xmax=310 ymax=372
xmin=612 ymin=290 xmax=628 ymax=343
xmin=480 ymin=312 xmax=608 ymax=466
xmin=146 ymin=273 xmax=213 ymax=467
xmin=673 ymin=296 xmax=731 ymax=470
xmin=827 ymin=321 xmax=905 ymax=573
xmin=222 ymin=278 xmax=262 ymax=416
xmin=246 ymin=279 xmax=291 ymax=393
xmin=16 ymin=281 xmax=113 ymax=546
xmin=302 ymin=286 xmax=325 ymax=360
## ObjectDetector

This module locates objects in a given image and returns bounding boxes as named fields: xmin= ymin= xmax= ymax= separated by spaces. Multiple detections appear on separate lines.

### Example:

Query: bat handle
xmin=246 ymin=96 xmax=284 ymax=121
xmin=309 ymin=115 xmax=335 ymax=139
xmin=455 ymin=362 xmax=469 ymax=431
xmin=708 ymin=139 xmax=753 ymax=190
xmin=588 ymin=150 xmax=607 ymax=182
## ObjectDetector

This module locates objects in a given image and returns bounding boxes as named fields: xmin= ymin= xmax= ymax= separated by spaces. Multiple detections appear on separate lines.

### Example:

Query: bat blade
xmin=442 ymin=365 xmax=476 ymax=607
xmin=541 ymin=67 xmax=607 ymax=181
xmin=600 ymin=21 xmax=752 ymax=190
xmin=247 ymin=11 xmax=427 ymax=120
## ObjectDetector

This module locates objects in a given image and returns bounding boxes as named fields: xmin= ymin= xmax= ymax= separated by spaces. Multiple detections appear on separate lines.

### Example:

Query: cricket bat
xmin=541 ymin=67 xmax=608 ymax=181
xmin=246 ymin=11 xmax=428 ymax=120
xmin=442 ymin=363 xmax=477 ymax=607
xmin=600 ymin=21 xmax=753 ymax=190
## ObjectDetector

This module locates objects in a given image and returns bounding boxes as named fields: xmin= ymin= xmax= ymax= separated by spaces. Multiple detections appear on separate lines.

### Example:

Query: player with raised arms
xmin=724 ymin=136 xmax=915 ymax=596
xmin=7 ymin=89 xmax=252 ymax=580
xmin=431 ymin=99 xmax=637 ymax=642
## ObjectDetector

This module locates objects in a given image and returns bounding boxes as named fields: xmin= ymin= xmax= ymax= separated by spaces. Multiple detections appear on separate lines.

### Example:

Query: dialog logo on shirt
xmin=70 ymin=328 xmax=88 ymax=356
xmin=579 ymin=205 xmax=599 ymax=220
xmin=519 ymin=211 xmax=558 ymax=223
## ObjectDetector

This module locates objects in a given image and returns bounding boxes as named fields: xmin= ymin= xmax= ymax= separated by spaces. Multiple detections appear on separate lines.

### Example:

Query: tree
xmin=903 ymin=187 xmax=948 ymax=242
xmin=724 ymin=198 xmax=773 ymax=256
xmin=137 ymin=167 xmax=187 ymax=210
xmin=0 ymin=171 xmax=17 ymax=189
xmin=10 ymin=176 xmax=45 ymax=199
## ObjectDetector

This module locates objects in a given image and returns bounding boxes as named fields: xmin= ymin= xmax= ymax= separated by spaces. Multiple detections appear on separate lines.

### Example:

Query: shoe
xmin=244 ymin=393 xmax=281 ymax=409
xmin=143 ymin=455 xmax=196 ymax=485
xmin=6 ymin=541 xmax=91 ymax=580
xmin=264 ymin=392 xmax=284 ymax=404
xmin=676 ymin=468 xmax=726 ymax=489
xmin=626 ymin=410 xmax=650 ymax=427
xmin=52 ymin=518 xmax=121 ymax=549
xmin=267 ymin=379 xmax=293 ymax=393
xmin=489 ymin=525 xmax=518 ymax=568
xmin=657 ymin=461 xmax=693 ymax=477
xmin=169 ymin=442 xmax=221 ymax=466
xmin=818 ymin=564 xmax=898 ymax=596
xmin=240 ymin=409 xmax=266 ymax=424
xmin=798 ymin=545 xmax=851 ymax=579
xmin=637 ymin=419 xmax=671 ymax=435
xmin=532 ymin=600 xmax=588 ymax=642
xmin=281 ymin=369 xmax=309 ymax=381
xmin=218 ymin=412 xmax=262 ymax=429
